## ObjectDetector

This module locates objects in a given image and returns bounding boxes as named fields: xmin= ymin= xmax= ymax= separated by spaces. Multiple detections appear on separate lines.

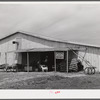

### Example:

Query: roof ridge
xmin=0 ymin=30 xmax=100 ymax=48
xmin=18 ymin=30 xmax=100 ymax=48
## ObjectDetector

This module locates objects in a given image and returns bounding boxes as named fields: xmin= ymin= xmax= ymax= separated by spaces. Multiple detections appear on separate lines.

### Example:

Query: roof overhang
xmin=6 ymin=47 xmax=86 ymax=53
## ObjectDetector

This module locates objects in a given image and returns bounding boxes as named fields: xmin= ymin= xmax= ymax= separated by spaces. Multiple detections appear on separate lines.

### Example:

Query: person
xmin=37 ymin=61 xmax=41 ymax=71
xmin=37 ymin=61 xmax=40 ymax=67
xmin=44 ymin=56 xmax=48 ymax=66
xmin=77 ymin=59 xmax=84 ymax=71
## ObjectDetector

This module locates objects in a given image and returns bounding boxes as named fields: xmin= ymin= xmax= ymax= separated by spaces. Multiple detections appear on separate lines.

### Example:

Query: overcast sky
xmin=0 ymin=2 xmax=100 ymax=45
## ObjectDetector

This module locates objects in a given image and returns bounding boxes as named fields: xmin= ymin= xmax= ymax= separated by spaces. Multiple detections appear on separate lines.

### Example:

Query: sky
xmin=0 ymin=2 xmax=100 ymax=46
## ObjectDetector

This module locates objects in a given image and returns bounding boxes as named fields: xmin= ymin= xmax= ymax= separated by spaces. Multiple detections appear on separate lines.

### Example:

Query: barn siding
xmin=0 ymin=32 xmax=100 ymax=72
xmin=20 ymin=33 xmax=78 ymax=49
xmin=20 ymin=34 xmax=100 ymax=72
xmin=78 ymin=47 xmax=100 ymax=72
xmin=21 ymin=38 xmax=53 ymax=49
xmin=0 ymin=38 xmax=16 ymax=65
xmin=6 ymin=52 xmax=15 ymax=65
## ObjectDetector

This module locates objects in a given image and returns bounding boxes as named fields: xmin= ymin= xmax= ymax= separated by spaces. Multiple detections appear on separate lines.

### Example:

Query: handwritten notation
xmin=50 ymin=91 xmax=60 ymax=94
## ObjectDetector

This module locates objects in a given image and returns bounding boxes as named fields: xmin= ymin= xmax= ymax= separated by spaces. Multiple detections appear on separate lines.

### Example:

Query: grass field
xmin=0 ymin=72 xmax=100 ymax=89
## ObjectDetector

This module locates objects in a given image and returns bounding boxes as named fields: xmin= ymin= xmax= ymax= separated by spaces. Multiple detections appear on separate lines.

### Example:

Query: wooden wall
xmin=0 ymin=32 xmax=100 ymax=73
xmin=0 ymin=38 xmax=16 ymax=65
xmin=20 ymin=33 xmax=78 ymax=49
xmin=16 ymin=33 xmax=100 ymax=72
xmin=78 ymin=47 xmax=100 ymax=72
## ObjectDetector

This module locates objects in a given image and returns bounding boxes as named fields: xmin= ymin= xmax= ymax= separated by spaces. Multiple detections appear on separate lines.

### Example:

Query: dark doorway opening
xmin=17 ymin=50 xmax=84 ymax=72
xmin=40 ymin=52 xmax=54 ymax=71
xmin=56 ymin=51 xmax=66 ymax=72
xmin=21 ymin=51 xmax=54 ymax=72
xmin=68 ymin=50 xmax=84 ymax=72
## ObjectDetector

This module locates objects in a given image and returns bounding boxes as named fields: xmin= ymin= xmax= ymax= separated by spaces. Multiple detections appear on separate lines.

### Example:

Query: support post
xmin=67 ymin=50 xmax=69 ymax=73
xmin=54 ymin=51 xmax=56 ymax=72
xmin=27 ymin=52 xmax=29 ymax=72
xmin=5 ymin=52 xmax=7 ymax=64
xmin=5 ymin=52 xmax=7 ymax=66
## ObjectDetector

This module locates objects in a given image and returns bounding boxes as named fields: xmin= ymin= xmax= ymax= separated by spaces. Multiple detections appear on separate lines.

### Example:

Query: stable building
xmin=0 ymin=31 xmax=100 ymax=72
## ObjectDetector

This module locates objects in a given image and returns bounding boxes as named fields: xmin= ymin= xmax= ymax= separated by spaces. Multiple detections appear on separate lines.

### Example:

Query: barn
xmin=0 ymin=31 xmax=100 ymax=72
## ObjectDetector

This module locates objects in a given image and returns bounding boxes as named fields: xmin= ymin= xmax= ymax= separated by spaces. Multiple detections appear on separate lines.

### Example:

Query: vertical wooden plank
xmin=54 ymin=51 xmax=56 ymax=72
xmin=5 ymin=52 xmax=7 ymax=69
xmin=65 ymin=51 xmax=67 ymax=72
xmin=67 ymin=50 xmax=68 ymax=73
xmin=27 ymin=52 xmax=29 ymax=72
xmin=5 ymin=52 xmax=7 ymax=65
xmin=98 ymin=49 xmax=100 ymax=72
xmin=97 ymin=49 xmax=100 ymax=72
xmin=17 ymin=52 xmax=22 ymax=64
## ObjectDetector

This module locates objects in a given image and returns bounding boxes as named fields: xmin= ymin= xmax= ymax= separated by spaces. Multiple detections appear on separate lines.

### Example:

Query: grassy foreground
xmin=0 ymin=72 xmax=100 ymax=89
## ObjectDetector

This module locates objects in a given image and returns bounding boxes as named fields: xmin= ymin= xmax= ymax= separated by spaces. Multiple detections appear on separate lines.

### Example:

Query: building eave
xmin=0 ymin=31 xmax=100 ymax=49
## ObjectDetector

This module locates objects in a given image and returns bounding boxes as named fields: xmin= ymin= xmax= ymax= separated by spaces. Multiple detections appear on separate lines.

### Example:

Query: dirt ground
xmin=0 ymin=72 xmax=100 ymax=89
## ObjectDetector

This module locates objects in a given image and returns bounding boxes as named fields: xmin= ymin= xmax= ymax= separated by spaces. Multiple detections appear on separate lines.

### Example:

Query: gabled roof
xmin=0 ymin=31 xmax=100 ymax=49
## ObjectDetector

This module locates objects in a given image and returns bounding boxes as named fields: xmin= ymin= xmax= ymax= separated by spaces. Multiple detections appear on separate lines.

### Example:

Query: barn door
xmin=55 ymin=51 xmax=66 ymax=72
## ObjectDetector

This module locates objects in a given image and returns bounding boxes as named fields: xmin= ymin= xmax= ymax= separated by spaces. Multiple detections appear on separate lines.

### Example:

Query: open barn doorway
xmin=55 ymin=51 xmax=67 ymax=72
xmin=18 ymin=50 xmax=84 ymax=72
xmin=68 ymin=50 xmax=84 ymax=72
xmin=21 ymin=51 xmax=54 ymax=72
xmin=40 ymin=52 xmax=54 ymax=71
